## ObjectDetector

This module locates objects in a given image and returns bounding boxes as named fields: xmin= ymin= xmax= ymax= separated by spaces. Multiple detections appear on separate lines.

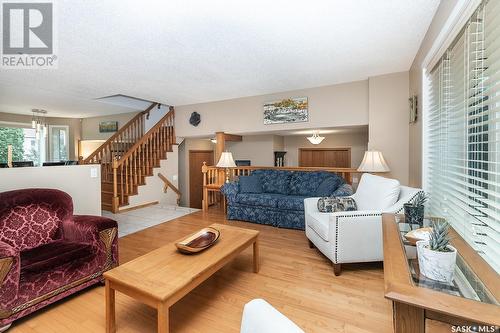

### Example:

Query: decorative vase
xmin=416 ymin=240 xmax=457 ymax=284
xmin=404 ymin=203 xmax=424 ymax=226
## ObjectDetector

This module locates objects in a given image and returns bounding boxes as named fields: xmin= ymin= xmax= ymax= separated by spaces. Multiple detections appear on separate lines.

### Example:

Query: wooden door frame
xmin=298 ymin=147 xmax=351 ymax=167
xmin=189 ymin=150 xmax=214 ymax=208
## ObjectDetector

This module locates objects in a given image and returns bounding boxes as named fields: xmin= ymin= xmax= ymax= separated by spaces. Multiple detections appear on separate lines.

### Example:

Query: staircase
xmin=82 ymin=103 xmax=176 ymax=213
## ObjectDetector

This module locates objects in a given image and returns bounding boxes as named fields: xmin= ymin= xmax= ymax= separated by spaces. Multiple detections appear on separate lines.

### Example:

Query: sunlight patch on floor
xmin=102 ymin=204 xmax=199 ymax=237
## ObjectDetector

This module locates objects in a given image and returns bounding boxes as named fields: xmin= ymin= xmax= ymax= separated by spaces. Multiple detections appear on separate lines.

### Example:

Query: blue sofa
xmin=221 ymin=169 xmax=353 ymax=230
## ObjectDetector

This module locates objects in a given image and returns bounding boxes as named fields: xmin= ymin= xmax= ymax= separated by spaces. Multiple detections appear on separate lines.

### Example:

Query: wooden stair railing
xmin=158 ymin=172 xmax=181 ymax=205
xmin=110 ymin=106 xmax=176 ymax=212
xmin=82 ymin=102 xmax=158 ymax=180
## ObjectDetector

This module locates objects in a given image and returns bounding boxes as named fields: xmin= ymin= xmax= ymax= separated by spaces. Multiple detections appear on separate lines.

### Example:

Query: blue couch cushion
xmin=288 ymin=171 xmax=340 ymax=196
xmin=251 ymin=169 xmax=291 ymax=194
xmin=221 ymin=182 xmax=239 ymax=203
xmin=239 ymin=175 xmax=263 ymax=193
xmin=331 ymin=183 xmax=354 ymax=197
xmin=315 ymin=176 xmax=344 ymax=196
xmin=276 ymin=195 xmax=308 ymax=211
xmin=235 ymin=193 xmax=281 ymax=208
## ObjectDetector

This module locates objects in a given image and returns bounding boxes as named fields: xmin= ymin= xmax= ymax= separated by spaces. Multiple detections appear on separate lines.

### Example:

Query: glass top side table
xmin=395 ymin=215 xmax=498 ymax=305
xmin=382 ymin=213 xmax=500 ymax=333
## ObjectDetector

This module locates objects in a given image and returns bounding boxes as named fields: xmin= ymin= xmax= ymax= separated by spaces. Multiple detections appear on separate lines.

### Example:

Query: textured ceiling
xmin=0 ymin=0 xmax=440 ymax=118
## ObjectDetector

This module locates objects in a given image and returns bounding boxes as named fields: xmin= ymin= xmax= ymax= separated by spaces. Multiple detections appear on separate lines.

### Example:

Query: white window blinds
xmin=426 ymin=0 xmax=500 ymax=273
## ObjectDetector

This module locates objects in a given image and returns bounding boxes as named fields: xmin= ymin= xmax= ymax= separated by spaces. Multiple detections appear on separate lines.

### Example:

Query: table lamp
xmin=217 ymin=151 xmax=236 ymax=183
xmin=358 ymin=150 xmax=390 ymax=173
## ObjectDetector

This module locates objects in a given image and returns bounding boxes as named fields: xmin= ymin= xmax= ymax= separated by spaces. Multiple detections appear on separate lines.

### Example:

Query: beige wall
xmin=226 ymin=135 xmax=280 ymax=167
xmin=176 ymin=72 xmax=411 ymax=193
xmin=0 ymin=112 xmax=82 ymax=160
xmin=175 ymin=80 xmax=369 ymax=137
xmin=81 ymin=111 xmax=138 ymax=140
xmin=124 ymin=145 xmax=180 ymax=209
xmin=409 ymin=0 xmax=458 ymax=188
xmin=0 ymin=165 xmax=101 ymax=215
xmin=178 ymin=138 xmax=215 ymax=207
xmin=79 ymin=140 xmax=105 ymax=159
xmin=368 ymin=71 xmax=410 ymax=185
xmin=283 ymin=131 xmax=368 ymax=168
xmin=273 ymin=135 xmax=285 ymax=151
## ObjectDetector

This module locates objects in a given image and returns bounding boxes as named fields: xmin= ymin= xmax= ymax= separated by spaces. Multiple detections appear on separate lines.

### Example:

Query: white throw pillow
xmin=354 ymin=173 xmax=400 ymax=210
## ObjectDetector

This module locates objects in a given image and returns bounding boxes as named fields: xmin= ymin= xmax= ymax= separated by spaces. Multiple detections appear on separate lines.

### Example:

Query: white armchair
xmin=240 ymin=299 xmax=304 ymax=333
xmin=304 ymin=173 xmax=423 ymax=275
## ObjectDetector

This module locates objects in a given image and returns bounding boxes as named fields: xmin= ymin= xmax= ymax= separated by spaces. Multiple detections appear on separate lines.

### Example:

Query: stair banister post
xmin=169 ymin=106 xmax=175 ymax=144
xmin=202 ymin=162 xmax=209 ymax=211
xmin=112 ymin=157 xmax=119 ymax=214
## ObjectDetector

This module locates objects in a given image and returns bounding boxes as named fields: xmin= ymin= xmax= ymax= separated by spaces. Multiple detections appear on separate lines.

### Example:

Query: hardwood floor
xmin=10 ymin=209 xmax=392 ymax=333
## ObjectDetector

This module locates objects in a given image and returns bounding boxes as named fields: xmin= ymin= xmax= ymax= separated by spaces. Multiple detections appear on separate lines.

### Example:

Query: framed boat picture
xmin=263 ymin=97 xmax=308 ymax=124
xmin=99 ymin=121 xmax=118 ymax=133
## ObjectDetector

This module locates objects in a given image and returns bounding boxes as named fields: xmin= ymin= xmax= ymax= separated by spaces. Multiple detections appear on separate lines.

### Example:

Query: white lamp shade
xmin=217 ymin=151 xmax=236 ymax=168
xmin=358 ymin=151 xmax=390 ymax=172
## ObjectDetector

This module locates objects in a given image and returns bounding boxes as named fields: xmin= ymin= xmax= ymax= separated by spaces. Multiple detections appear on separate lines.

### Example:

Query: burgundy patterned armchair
xmin=0 ymin=189 xmax=118 ymax=329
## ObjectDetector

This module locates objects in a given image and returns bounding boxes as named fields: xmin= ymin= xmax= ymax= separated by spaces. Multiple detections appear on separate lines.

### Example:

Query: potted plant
xmin=416 ymin=220 xmax=457 ymax=284
xmin=404 ymin=192 xmax=428 ymax=226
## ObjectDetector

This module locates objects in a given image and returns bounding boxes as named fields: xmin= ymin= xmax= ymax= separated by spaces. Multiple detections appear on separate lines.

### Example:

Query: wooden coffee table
xmin=103 ymin=223 xmax=260 ymax=333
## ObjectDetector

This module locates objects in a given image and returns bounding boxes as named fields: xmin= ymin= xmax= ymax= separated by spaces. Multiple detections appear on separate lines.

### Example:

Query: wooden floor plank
xmin=10 ymin=209 xmax=392 ymax=333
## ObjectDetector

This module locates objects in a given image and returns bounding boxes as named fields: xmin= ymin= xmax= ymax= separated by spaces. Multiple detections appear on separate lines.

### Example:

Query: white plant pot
xmin=416 ymin=240 xmax=457 ymax=284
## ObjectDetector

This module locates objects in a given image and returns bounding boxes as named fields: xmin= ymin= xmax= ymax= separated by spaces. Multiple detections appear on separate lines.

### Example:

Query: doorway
xmin=299 ymin=148 xmax=351 ymax=168
xmin=189 ymin=150 xmax=214 ymax=208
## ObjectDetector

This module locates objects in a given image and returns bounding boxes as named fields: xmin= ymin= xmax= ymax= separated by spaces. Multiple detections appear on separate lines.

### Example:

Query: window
xmin=0 ymin=124 xmax=46 ymax=166
xmin=49 ymin=125 xmax=69 ymax=161
xmin=426 ymin=0 xmax=500 ymax=273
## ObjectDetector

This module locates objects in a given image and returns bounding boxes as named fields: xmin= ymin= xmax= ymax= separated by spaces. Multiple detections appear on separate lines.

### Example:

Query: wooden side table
xmin=382 ymin=213 xmax=500 ymax=333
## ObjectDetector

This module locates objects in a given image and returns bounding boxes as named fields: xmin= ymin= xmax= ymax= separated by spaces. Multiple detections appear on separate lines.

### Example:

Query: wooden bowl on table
xmin=175 ymin=227 xmax=220 ymax=254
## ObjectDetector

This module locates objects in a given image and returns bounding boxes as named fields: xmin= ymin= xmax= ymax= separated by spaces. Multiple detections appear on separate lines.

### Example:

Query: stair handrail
xmin=158 ymin=172 xmax=181 ymax=205
xmin=82 ymin=102 xmax=158 ymax=163
xmin=115 ymin=106 xmax=175 ymax=167
xmin=110 ymin=106 xmax=175 ymax=212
